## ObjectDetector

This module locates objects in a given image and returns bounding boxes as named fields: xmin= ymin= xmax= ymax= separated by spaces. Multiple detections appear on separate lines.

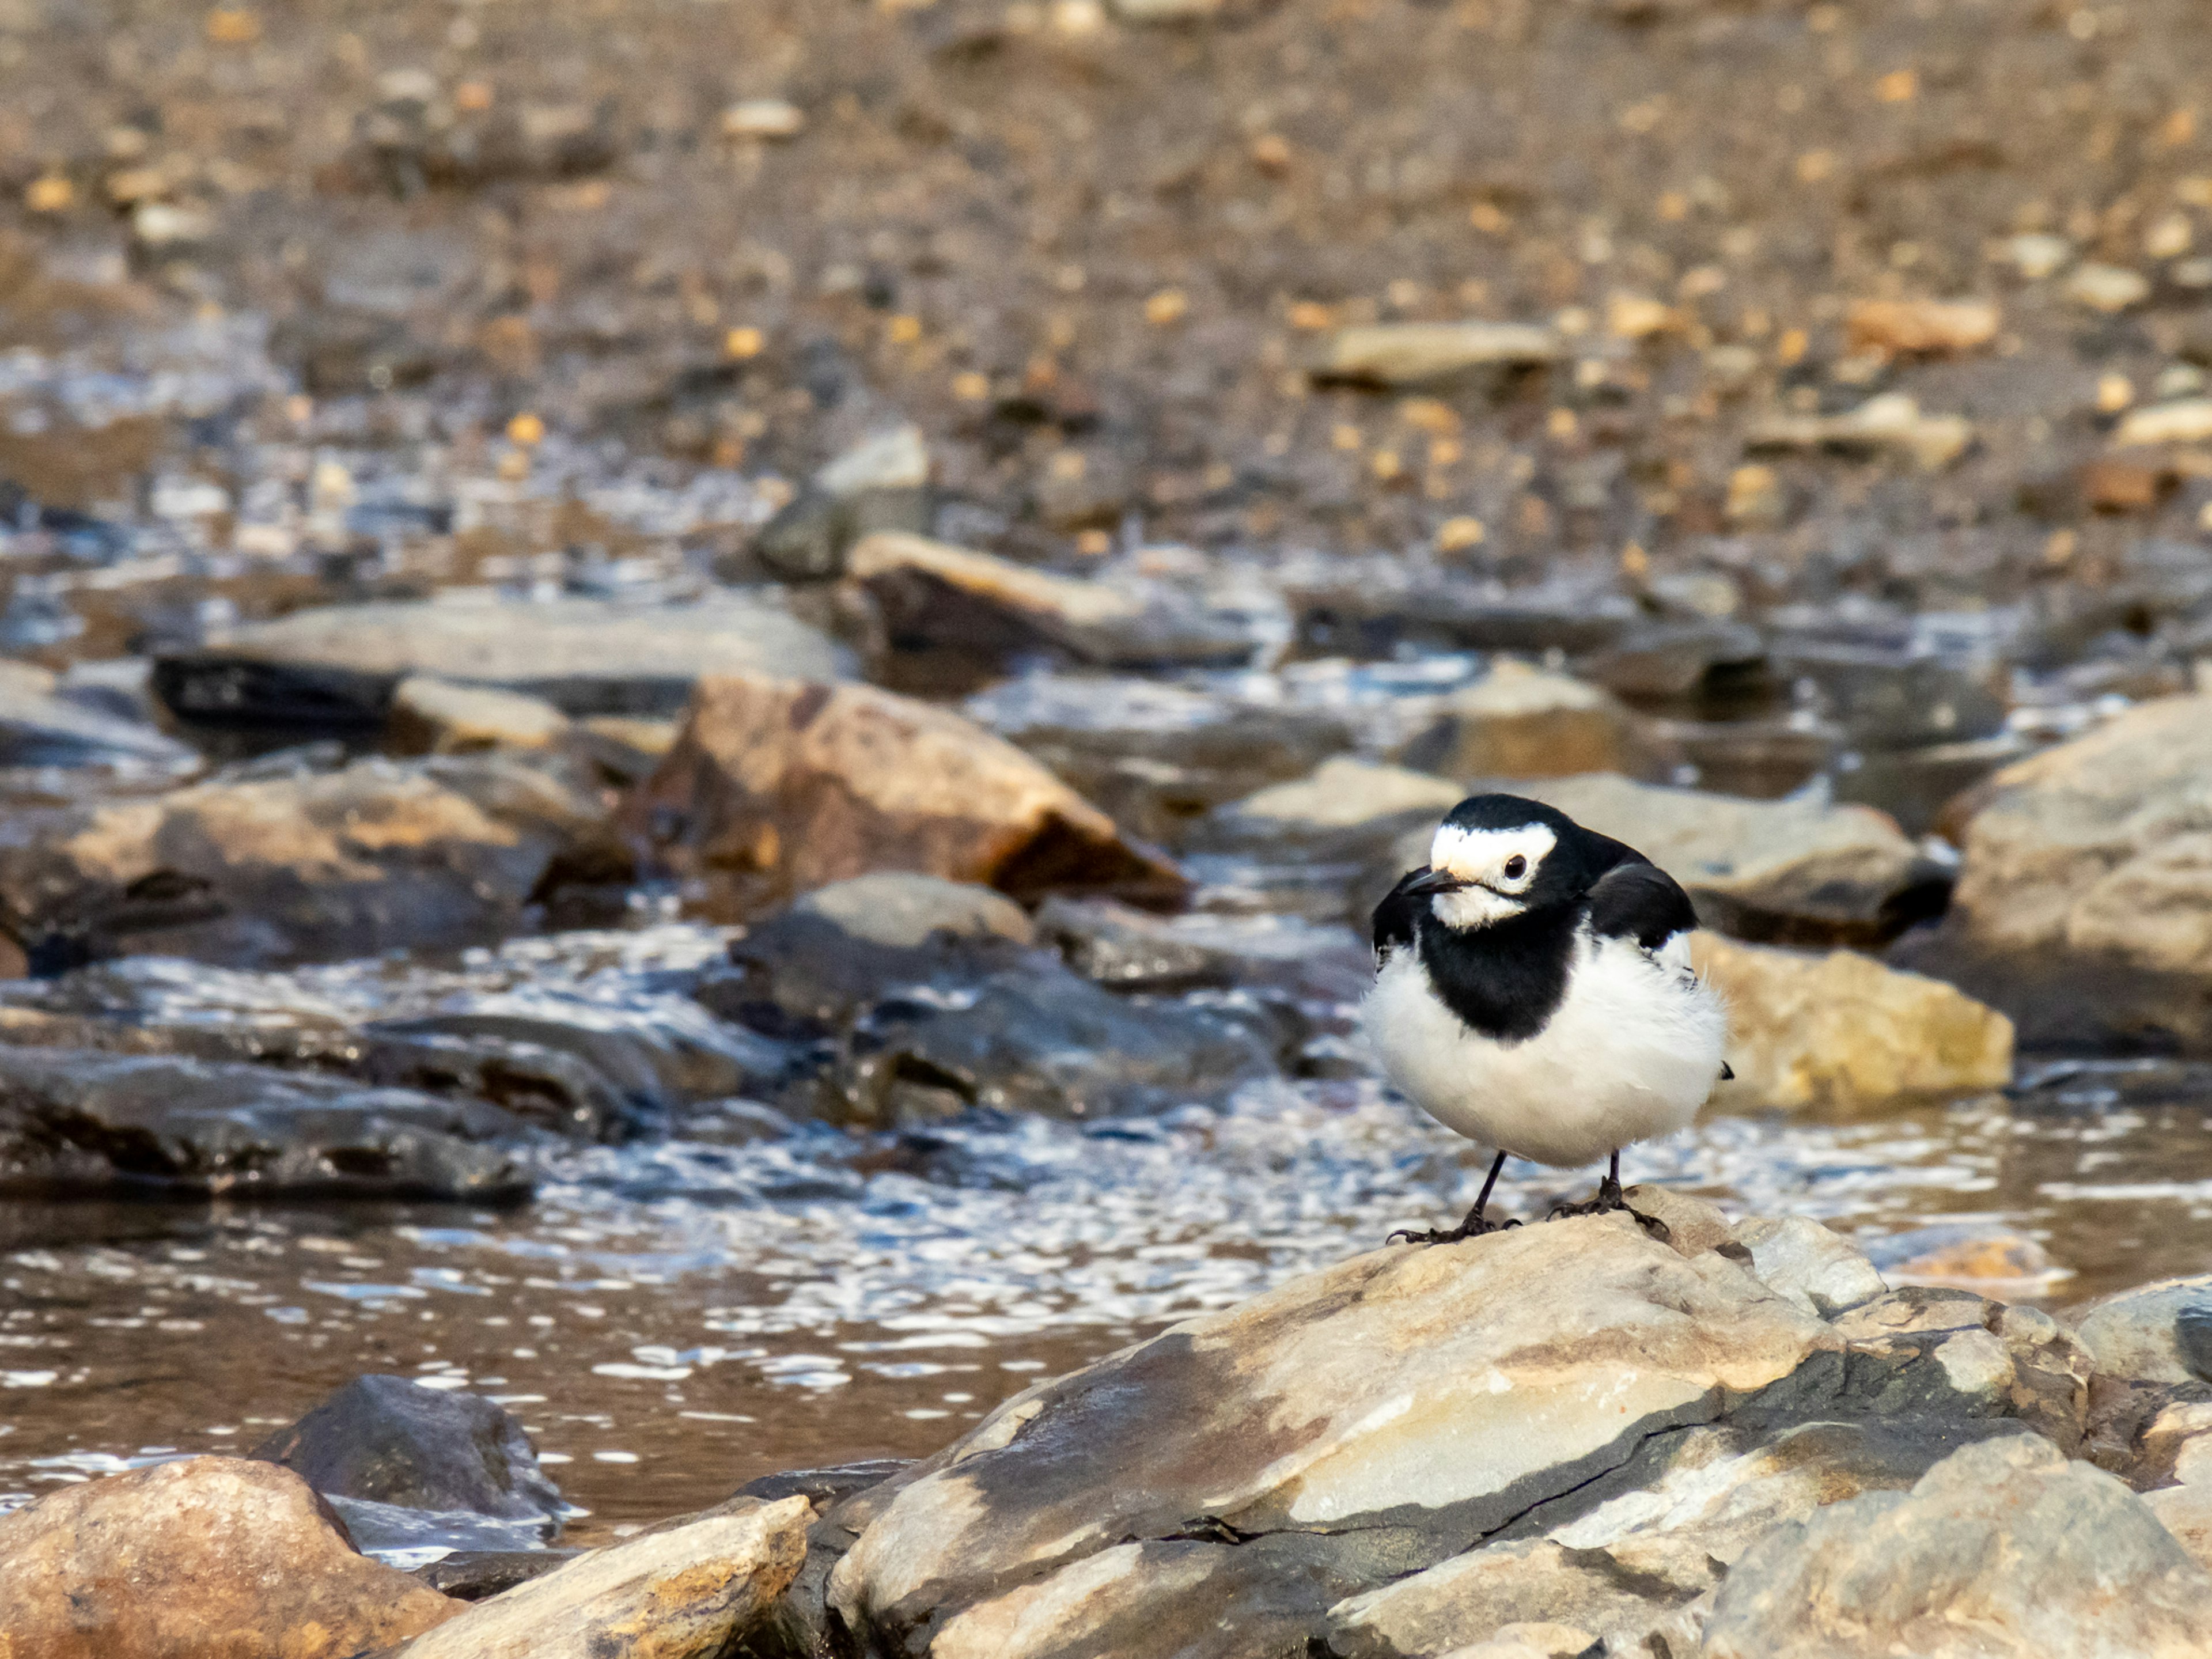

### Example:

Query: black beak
xmin=1400 ymin=867 xmax=1468 ymax=897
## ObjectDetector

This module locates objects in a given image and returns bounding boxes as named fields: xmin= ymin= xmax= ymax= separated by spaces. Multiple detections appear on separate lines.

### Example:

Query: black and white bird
xmin=1360 ymin=793 xmax=1729 ymax=1243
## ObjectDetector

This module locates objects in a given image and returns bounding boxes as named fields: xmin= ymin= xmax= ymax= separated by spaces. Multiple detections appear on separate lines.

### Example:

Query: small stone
xmin=1228 ymin=756 xmax=1463 ymax=832
xmin=2063 ymin=262 xmax=2153 ymax=312
xmin=815 ymin=424 xmax=930 ymax=495
xmin=1310 ymin=321 xmax=1562 ymax=387
xmin=1844 ymin=297 xmax=2001 ymax=355
xmin=1748 ymin=392 xmax=1974 ymax=471
xmin=131 ymin=201 xmax=214 ymax=246
xmin=1109 ymin=0 xmax=1224 ymax=18
xmin=389 ymin=676 xmax=571 ymax=755
xmin=1695 ymin=935 xmax=2016 ymax=1107
xmin=721 ymin=99 xmax=805 ymax=139
xmin=1862 ymin=1225 xmax=2069 ymax=1298
xmin=1391 ymin=659 xmax=1645 ymax=781
xmin=23 ymin=174 xmax=73 ymax=213
xmin=0 ymin=1456 xmax=462 ymax=1659
xmin=1729 ymin=1215 xmax=1888 ymax=1317
xmin=1606 ymin=293 xmax=1680 ymax=339
xmin=2113 ymin=397 xmax=2212 ymax=447
xmin=2003 ymin=233 xmax=2074 ymax=279
xmin=1725 ymin=463 xmax=1786 ymax=527
xmin=2071 ymin=1277 xmax=2212 ymax=1386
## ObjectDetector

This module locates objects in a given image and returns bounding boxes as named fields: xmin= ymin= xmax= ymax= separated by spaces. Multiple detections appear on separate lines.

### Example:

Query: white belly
xmin=1358 ymin=931 xmax=1728 ymax=1168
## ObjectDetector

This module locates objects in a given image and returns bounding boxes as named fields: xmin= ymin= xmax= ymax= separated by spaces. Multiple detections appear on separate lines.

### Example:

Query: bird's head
xmin=1403 ymin=794 xmax=1586 ymax=931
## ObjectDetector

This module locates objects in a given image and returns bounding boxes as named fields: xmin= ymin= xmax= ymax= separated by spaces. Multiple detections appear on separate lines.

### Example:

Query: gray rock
xmin=1730 ymin=1215 xmax=1889 ymax=1317
xmin=752 ymin=426 xmax=935 ymax=582
xmin=0 ymin=753 xmax=619 ymax=968
xmin=1703 ymin=1435 xmax=2212 ymax=1658
xmin=965 ymin=672 xmax=1354 ymax=847
xmin=1225 ymin=758 xmax=1464 ymax=835
xmin=251 ymin=1375 xmax=565 ymax=1534
xmin=388 ymin=676 xmax=570 ymax=755
xmin=0 ymin=1048 xmax=535 ymax=1202
xmin=1291 ymin=577 xmax=1637 ymax=661
xmin=2072 ymin=1276 xmax=2212 ymax=1386
xmin=792 ymin=872 xmax=1036 ymax=949
xmin=0 ymin=674 xmax=198 ymax=771
xmin=156 ymin=592 xmax=849 ymax=724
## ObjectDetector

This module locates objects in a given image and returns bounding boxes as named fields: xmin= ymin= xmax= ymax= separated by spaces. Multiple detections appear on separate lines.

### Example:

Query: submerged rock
xmin=1696 ymin=934 xmax=2014 ymax=1107
xmin=1703 ymin=1435 xmax=2212 ymax=1658
xmin=0 ymin=753 xmax=618 ymax=968
xmin=156 ymin=591 xmax=849 ymax=725
xmin=630 ymin=674 xmax=1187 ymax=918
xmin=0 ymin=1456 xmax=463 ymax=1659
xmin=0 ymin=1047 xmax=535 ymax=1200
xmin=251 ymin=1374 xmax=565 ymax=1534
xmin=391 ymin=1493 xmax=812 ymax=1659
xmin=1910 ymin=694 xmax=2212 ymax=1048
xmin=821 ymin=1212 xmax=2093 ymax=1659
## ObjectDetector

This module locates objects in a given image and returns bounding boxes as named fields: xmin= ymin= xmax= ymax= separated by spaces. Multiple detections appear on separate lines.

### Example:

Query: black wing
xmin=1584 ymin=858 xmax=1698 ymax=952
xmin=1371 ymin=866 xmax=1434 ymax=963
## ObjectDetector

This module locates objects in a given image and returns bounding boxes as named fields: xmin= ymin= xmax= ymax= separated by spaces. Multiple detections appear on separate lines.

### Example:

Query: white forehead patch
xmin=1430 ymin=821 xmax=1558 ymax=887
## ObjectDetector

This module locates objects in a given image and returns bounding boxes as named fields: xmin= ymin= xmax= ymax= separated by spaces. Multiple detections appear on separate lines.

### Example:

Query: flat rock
xmin=155 ymin=591 xmax=849 ymax=724
xmin=1695 ymin=934 xmax=2014 ymax=1107
xmin=2071 ymin=1277 xmax=2212 ymax=1387
xmin=1309 ymin=321 xmax=1562 ymax=386
xmin=1844 ymin=297 xmax=2002 ymax=355
xmin=1226 ymin=757 xmax=1463 ymax=834
xmin=251 ymin=1374 xmax=565 ymax=1532
xmin=1908 ymin=694 xmax=2212 ymax=1047
xmin=0 ymin=676 xmax=198 ymax=772
xmin=390 ymin=1493 xmax=812 ymax=1659
xmin=964 ymin=672 xmax=1354 ymax=846
xmin=1389 ymin=660 xmax=1645 ymax=780
xmin=847 ymin=532 xmax=1255 ymax=679
xmin=1516 ymin=774 xmax=1950 ymax=945
xmin=0 ymin=1047 xmax=535 ymax=1200
xmin=1703 ymin=1434 xmax=2212 ymax=1657
xmin=0 ymin=1455 xmax=462 ymax=1659
xmin=0 ymin=753 xmax=617 ymax=968
xmin=389 ymin=675 xmax=571 ymax=754
xmin=1747 ymin=392 xmax=1974 ymax=471
xmin=629 ymin=674 xmax=1187 ymax=918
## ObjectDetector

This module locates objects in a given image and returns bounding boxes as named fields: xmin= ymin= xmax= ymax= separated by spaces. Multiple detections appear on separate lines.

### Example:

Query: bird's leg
xmin=1548 ymin=1152 xmax=1672 ymax=1243
xmin=1388 ymin=1150 xmax=1522 ymax=1246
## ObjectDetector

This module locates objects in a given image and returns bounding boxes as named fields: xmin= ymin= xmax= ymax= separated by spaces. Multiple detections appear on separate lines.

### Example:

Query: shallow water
xmin=7 ymin=1053 xmax=2211 ymax=1541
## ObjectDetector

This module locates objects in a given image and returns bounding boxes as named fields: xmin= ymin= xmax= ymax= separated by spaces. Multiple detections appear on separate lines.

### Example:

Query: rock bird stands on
xmin=1360 ymin=793 xmax=1730 ymax=1243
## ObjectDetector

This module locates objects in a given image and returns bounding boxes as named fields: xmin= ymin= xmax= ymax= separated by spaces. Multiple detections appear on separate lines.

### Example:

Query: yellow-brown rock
xmin=1393 ymin=659 xmax=1643 ymax=781
xmin=0 ymin=1456 xmax=462 ymax=1659
xmin=1695 ymin=934 xmax=2014 ymax=1108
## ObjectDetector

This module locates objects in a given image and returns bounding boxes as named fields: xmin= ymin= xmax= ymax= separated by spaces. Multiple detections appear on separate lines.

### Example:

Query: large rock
xmin=0 ymin=1047 xmax=536 ymax=1200
xmin=2071 ymin=1276 xmax=2212 ymax=1387
xmin=0 ymin=753 xmax=617 ymax=968
xmin=0 ymin=1456 xmax=463 ymax=1659
xmin=847 ymin=532 xmax=1255 ymax=683
xmin=390 ymin=1493 xmax=812 ymax=1659
xmin=824 ymin=1212 xmax=2086 ymax=1659
xmin=628 ymin=675 xmax=1187 ymax=918
xmin=1695 ymin=934 xmax=2014 ymax=1107
xmin=1912 ymin=694 xmax=2212 ymax=1048
xmin=1391 ymin=659 xmax=1646 ymax=781
xmin=154 ymin=591 xmax=849 ymax=725
xmin=1702 ymin=1435 xmax=2212 ymax=1657
xmin=251 ymin=1375 xmax=565 ymax=1533
xmin=1522 ymin=774 xmax=1950 ymax=945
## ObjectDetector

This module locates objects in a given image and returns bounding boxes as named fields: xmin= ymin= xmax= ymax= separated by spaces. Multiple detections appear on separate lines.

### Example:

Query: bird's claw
xmin=1547 ymin=1180 xmax=1673 ymax=1244
xmin=1387 ymin=1216 xmax=1522 ymax=1247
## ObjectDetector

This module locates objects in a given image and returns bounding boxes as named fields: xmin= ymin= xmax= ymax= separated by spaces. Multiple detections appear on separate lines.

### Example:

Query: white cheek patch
xmin=1433 ymin=888 xmax=1524 ymax=929
xmin=1430 ymin=821 xmax=1558 ymax=890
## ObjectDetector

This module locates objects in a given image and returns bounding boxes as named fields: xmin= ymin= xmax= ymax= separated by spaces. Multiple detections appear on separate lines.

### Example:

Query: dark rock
xmin=1585 ymin=618 xmax=1770 ymax=707
xmin=1290 ymin=575 xmax=1637 ymax=660
xmin=252 ymin=1374 xmax=566 ymax=1533
xmin=1771 ymin=641 xmax=2008 ymax=749
xmin=737 ymin=1458 xmax=914 ymax=1508
xmin=753 ymin=483 xmax=932 ymax=583
xmin=0 ymin=1048 xmax=535 ymax=1201
xmin=411 ymin=1548 xmax=580 ymax=1603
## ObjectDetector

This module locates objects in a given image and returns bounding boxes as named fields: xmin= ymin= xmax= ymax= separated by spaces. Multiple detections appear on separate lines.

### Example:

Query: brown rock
xmin=389 ymin=676 xmax=572 ymax=754
xmin=1747 ymin=392 xmax=1974 ymax=471
xmin=1844 ymin=297 xmax=2002 ymax=356
xmin=0 ymin=1456 xmax=461 ymax=1659
xmin=392 ymin=1494 xmax=812 ymax=1659
xmin=628 ymin=675 xmax=1187 ymax=917
xmin=1694 ymin=934 xmax=2015 ymax=1107
xmin=1308 ymin=321 xmax=1562 ymax=387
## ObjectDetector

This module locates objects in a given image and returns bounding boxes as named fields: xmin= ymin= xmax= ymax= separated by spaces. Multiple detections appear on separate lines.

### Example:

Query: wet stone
xmin=250 ymin=1374 xmax=566 ymax=1533
xmin=0 ymin=1047 xmax=536 ymax=1201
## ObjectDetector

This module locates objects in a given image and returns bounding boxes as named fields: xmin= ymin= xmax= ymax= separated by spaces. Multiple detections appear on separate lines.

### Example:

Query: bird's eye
xmin=1503 ymin=855 xmax=1528 ymax=881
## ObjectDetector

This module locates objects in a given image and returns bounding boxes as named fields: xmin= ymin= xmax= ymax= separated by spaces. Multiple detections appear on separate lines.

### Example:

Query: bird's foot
xmin=1387 ymin=1215 xmax=1522 ymax=1247
xmin=1547 ymin=1178 xmax=1672 ymax=1244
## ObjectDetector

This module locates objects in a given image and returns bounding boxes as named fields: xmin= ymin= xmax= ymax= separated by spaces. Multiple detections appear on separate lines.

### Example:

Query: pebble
xmin=1844 ymin=297 xmax=2000 ymax=356
xmin=1310 ymin=321 xmax=1562 ymax=387
xmin=2062 ymin=263 xmax=2152 ymax=313
xmin=722 ymin=99 xmax=806 ymax=139
xmin=2111 ymin=397 xmax=2212 ymax=448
